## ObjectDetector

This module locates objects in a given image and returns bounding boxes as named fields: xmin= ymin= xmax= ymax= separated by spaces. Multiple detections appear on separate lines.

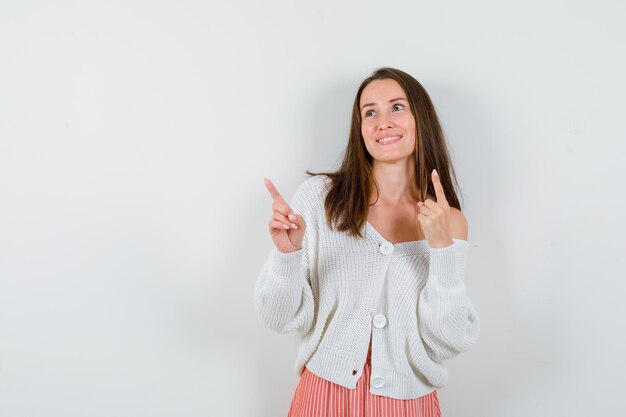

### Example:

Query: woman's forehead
xmin=360 ymin=79 xmax=407 ymax=105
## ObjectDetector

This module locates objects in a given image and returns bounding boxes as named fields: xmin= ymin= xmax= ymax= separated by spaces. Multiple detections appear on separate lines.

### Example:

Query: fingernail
xmin=288 ymin=214 xmax=296 ymax=221
xmin=433 ymin=169 xmax=438 ymax=175
xmin=291 ymin=223 xmax=298 ymax=229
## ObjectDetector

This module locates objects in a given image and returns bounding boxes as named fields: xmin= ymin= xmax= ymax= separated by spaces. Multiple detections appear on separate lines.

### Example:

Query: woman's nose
xmin=377 ymin=114 xmax=394 ymax=129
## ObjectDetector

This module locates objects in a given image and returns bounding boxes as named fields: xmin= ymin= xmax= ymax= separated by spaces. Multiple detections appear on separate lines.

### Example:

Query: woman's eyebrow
xmin=360 ymin=97 xmax=408 ymax=111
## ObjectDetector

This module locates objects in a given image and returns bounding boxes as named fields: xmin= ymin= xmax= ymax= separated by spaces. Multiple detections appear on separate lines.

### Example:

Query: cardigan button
xmin=371 ymin=376 xmax=385 ymax=388
xmin=372 ymin=314 xmax=387 ymax=328
xmin=379 ymin=241 xmax=393 ymax=255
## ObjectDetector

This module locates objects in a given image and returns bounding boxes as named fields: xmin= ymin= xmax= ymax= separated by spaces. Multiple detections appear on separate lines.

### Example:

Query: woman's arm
xmin=417 ymin=237 xmax=481 ymax=362
xmin=254 ymin=179 xmax=317 ymax=335
xmin=417 ymin=208 xmax=480 ymax=361
xmin=254 ymin=245 xmax=314 ymax=335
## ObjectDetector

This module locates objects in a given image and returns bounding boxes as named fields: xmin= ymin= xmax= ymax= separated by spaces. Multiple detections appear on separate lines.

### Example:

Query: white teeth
xmin=377 ymin=136 xmax=401 ymax=144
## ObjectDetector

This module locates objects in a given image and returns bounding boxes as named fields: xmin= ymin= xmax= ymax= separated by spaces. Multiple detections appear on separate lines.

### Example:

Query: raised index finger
xmin=264 ymin=177 xmax=289 ymax=207
xmin=432 ymin=169 xmax=449 ymax=206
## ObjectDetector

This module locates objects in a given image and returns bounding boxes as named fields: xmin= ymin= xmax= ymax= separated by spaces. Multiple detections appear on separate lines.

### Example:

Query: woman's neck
xmin=370 ymin=161 xmax=418 ymax=206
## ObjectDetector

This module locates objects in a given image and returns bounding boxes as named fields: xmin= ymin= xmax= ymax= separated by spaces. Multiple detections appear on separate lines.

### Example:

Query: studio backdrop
xmin=1 ymin=1 xmax=625 ymax=416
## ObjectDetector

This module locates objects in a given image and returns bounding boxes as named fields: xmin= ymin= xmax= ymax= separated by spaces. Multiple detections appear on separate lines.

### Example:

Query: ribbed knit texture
xmin=287 ymin=349 xmax=441 ymax=416
xmin=254 ymin=175 xmax=480 ymax=400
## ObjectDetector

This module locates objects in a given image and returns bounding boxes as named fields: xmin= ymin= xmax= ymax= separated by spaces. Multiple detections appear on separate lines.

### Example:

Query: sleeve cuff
xmin=270 ymin=246 xmax=305 ymax=280
xmin=428 ymin=239 xmax=469 ymax=288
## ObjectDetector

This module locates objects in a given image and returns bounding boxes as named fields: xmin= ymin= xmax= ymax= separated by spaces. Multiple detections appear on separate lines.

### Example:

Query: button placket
xmin=370 ymin=239 xmax=392 ymax=390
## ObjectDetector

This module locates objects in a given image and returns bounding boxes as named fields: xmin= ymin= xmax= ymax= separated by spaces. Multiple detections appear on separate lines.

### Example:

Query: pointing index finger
xmin=264 ymin=177 xmax=289 ymax=207
xmin=432 ymin=169 xmax=449 ymax=206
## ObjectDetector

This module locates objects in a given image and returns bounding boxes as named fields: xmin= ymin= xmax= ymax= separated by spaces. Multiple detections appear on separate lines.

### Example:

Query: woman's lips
xmin=376 ymin=135 xmax=402 ymax=145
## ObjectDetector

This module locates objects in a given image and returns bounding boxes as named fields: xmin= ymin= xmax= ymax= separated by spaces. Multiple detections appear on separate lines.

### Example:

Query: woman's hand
xmin=417 ymin=169 xmax=454 ymax=249
xmin=264 ymin=178 xmax=307 ymax=254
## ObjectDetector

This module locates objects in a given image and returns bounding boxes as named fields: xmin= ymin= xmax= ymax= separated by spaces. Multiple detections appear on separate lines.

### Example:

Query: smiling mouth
xmin=376 ymin=135 xmax=402 ymax=144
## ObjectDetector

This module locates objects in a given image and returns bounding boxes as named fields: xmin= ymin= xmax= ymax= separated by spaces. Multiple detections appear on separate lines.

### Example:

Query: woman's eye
xmin=364 ymin=110 xmax=375 ymax=117
xmin=392 ymin=104 xmax=404 ymax=111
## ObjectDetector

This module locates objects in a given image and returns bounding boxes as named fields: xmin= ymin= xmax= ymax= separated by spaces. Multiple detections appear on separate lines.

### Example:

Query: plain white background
xmin=1 ymin=0 xmax=625 ymax=416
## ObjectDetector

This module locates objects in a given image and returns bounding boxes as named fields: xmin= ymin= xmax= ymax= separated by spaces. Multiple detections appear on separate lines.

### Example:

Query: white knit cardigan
xmin=254 ymin=174 xmax=480 ymax=400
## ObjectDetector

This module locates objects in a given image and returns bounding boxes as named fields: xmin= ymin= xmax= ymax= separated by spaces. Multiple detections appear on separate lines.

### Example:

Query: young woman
xmin=255 ymin=67 xmax=480 ymax=417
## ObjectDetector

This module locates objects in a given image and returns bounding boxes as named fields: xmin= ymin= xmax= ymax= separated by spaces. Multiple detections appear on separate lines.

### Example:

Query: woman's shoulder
xmin=449 ymin=206 xmax=468 ymax=240
xmin=291 ymin=174 xmax=331 ymax=212
xmin=297 ymin=174 xmax=332 ymax=195
xmin=305 ymin=173 xmax=332 ymax=185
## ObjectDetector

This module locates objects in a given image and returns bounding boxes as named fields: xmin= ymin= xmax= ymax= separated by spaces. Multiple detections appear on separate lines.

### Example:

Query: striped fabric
xmin=287 ymin=348 xmax=441 ymax=417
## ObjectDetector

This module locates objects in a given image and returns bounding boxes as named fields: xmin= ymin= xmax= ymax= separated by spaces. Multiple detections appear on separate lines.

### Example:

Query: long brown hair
xmin=306 ymin=67 xmax=463 ymax=239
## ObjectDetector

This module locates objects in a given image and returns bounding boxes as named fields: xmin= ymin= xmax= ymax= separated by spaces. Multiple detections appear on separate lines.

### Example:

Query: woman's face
xmin=360 ymin=78 xmax=416 ymax=164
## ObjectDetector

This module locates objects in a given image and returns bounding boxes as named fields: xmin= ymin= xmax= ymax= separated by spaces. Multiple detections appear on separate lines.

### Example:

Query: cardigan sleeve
xmin=253 ymin=179 xmax=316 ymax=336
xmin=417 ymin=239 xmax=480 ymax=362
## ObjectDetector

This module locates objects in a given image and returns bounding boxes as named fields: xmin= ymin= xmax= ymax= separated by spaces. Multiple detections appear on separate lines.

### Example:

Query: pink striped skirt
xmin=287 ymin=349 xmax=441 ymax=417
